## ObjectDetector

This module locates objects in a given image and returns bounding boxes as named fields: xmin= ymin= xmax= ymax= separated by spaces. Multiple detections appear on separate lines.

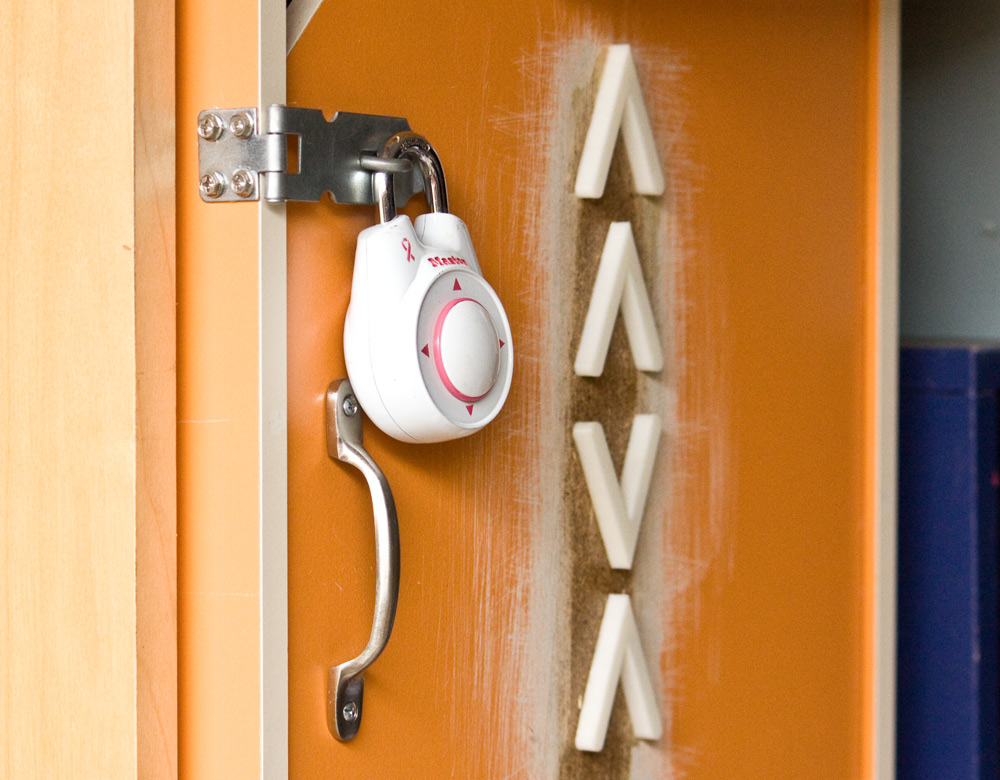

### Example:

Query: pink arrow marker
xmin=453 ymin=279 xmax=462 ymax=291
xmin=466 ymin=405 xmax=474 ymax=416
xmin=499 ymin=339 xmax=505 ymax=348
xmin=421 ymin=344 xmax=430 ymax=357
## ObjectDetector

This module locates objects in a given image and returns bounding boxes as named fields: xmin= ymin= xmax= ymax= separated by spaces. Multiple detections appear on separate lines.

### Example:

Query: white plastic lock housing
xmin=344 ymin=212 xmax=513 ymax=442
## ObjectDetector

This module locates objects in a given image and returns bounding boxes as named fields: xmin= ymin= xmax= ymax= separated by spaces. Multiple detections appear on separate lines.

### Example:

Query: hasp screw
xmin=231 ymin=170 xmax=255 ymax=198
xmin=197 ymin=113 xmax=224 ymax=141
xmin=229 ymin=112 xmax=254 ymax=139
xmin=199 ymin=171 xmax=226 ymax=199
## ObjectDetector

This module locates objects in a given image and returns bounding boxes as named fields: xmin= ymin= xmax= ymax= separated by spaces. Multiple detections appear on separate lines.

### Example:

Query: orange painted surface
xmin=285 ymin=2 xmax=875 ymax=779
xmin=177 ymin=1 xmax=882 ymax=779
xmin=176 ymin=0 xmax=262 ymax=777
xmin=863 ymin=2 xmax=889 ymax=776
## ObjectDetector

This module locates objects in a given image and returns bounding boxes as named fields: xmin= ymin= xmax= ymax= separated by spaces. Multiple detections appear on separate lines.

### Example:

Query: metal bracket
xmin=197 ymin=106 xmax=423 ymax=206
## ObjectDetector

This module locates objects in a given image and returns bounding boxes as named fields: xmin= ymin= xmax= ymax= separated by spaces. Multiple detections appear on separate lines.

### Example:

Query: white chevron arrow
xmin=573 ymin=414 xmax=661 ymax=570
xmin=575 ymin=593 xmax=663 ymax=752
xmin=574 ymin=222 xmax=663 ymax=378
xmin=575 ymin=44 xmax=665 ymax=199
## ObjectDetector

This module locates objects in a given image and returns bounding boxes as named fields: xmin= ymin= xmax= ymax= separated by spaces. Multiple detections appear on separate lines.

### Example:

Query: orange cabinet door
xmin=178 ymin=2 xmax=898 ymax=779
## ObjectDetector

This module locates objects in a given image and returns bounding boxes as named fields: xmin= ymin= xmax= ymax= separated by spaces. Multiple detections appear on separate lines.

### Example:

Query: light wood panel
xmin=0 ymin=1 xmax=176 ymax=778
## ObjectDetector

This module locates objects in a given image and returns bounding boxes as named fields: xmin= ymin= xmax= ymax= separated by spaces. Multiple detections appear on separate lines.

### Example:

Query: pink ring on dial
xmin=433 ymin=297 xmax=501 ymax=403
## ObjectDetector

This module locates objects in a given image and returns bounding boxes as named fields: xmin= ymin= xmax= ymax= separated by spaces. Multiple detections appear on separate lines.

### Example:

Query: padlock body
xmin=344 ymin=214 xmax=513 ymax=443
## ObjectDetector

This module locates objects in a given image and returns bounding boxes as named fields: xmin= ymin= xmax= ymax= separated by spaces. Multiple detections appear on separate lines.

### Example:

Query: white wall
xmin=901 ymin=0 xmax=1000 ymax=339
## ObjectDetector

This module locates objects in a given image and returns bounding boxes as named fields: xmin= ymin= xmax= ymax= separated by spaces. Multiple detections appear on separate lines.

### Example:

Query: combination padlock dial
xmin=343 ymin=133 xmax=513 ymax=443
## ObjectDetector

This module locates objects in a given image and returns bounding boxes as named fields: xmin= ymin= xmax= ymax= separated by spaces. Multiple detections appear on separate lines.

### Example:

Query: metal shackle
xmin=372 ymin=132 xmax=449 ymax=223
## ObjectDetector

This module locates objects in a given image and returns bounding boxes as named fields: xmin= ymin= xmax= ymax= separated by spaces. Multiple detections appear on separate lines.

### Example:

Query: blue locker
xmin=898 ymin=344 xmax=999 ymax=780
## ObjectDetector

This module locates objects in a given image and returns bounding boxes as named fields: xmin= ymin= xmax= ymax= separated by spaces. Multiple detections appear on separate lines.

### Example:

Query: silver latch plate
xmin=197 ymin=106 xmax=422 ymax=206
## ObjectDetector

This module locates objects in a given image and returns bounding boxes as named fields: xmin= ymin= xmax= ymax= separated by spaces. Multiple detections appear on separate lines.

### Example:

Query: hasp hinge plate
xmin=197 ymin=106 xmax=422 ymax=205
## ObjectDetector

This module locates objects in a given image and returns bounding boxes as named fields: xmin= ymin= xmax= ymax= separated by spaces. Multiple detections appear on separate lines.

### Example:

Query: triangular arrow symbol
xmin=453 ymin=279 xmax=462 ymax=291
xmin=575 ymin=594 xmax=662 ymax=752
xmin=421 ymin=344 xmax=430 ymax=357
xmin=499 ymin=339 xmax=505 ymax=348
xmin=575 ymin=44 xmax=664 ymax=199
xmin=574 ymin=222 xmax=663 ymax=377
xmin=573 ymin=414 xmax=661 ymax=570
xmin=465 ymin=405 xmax=474 ymax=416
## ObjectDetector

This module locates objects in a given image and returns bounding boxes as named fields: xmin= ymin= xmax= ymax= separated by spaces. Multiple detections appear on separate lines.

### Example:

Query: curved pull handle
xmin=325 ymin=379 xmax=401 ymax=741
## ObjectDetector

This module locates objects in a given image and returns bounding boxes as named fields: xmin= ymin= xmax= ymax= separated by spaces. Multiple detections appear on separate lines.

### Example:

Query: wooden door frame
xmin=2 ymin=0 xmax=176 ymax=778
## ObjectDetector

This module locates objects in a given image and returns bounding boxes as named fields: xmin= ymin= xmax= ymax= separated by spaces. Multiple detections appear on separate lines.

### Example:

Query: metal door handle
xmin=325 ymin=379 xmax=401 ymax=741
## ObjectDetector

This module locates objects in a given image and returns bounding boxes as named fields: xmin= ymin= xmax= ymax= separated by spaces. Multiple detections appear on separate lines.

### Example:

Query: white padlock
xmin=344 ymin=133 xmax=513 ymax=443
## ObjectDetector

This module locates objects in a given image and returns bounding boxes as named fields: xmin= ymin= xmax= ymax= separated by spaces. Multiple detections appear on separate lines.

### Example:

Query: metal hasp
xmin=197 ymin=106 xmax=424 ymax=205
xmin=324 ymin=379 xmax=401 ymax=741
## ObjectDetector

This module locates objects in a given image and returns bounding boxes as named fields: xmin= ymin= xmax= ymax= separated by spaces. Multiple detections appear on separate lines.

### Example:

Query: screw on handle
xmin=324 ymin=379 xmax=401 ymax=741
